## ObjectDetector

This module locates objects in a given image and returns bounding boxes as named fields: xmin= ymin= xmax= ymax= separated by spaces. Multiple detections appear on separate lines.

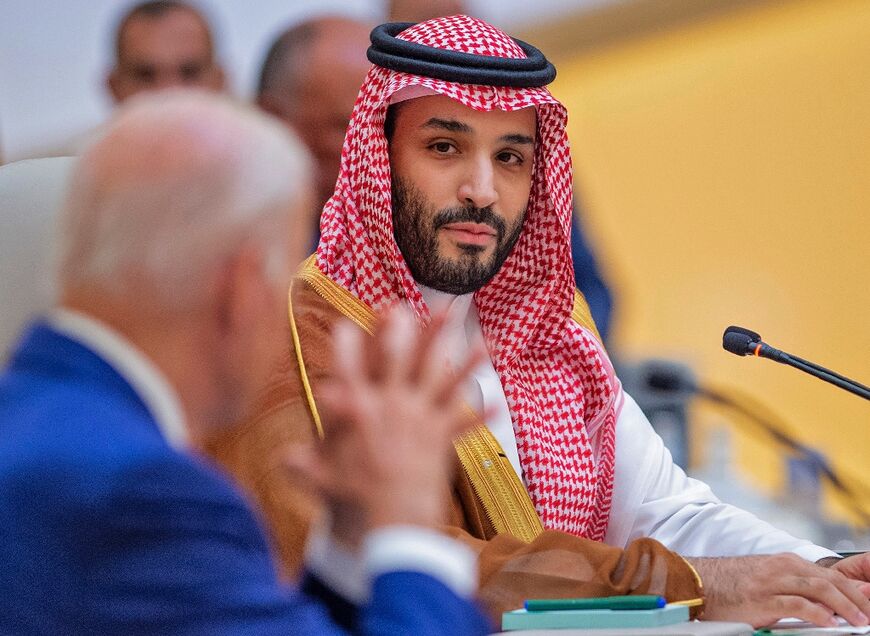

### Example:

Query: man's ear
xmin=256 ymin=91 xmax=292 ymax=123
xmin=106 ymin=70 xmax=123 ymax=103
xmin=209 ymin=65 xmax=227 ymax=92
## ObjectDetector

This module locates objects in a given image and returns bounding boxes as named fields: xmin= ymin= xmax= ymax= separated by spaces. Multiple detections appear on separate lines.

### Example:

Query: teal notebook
xmin=502 ymin=604 xmax=689 ymax=631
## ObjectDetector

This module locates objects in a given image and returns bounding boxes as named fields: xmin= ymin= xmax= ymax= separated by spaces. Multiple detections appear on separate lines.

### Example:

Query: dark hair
xmin=114 ymin=1 xmax=213 ymax=60
xmin=256 ymin=22 xmax=318 ymax=97
xmin=383 ymin=101 xmax=408 ymax=142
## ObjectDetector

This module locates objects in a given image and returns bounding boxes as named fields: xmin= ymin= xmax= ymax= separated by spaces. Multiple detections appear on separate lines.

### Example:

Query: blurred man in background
xmin=387 ymin=0 xmax=466 ymax=22
xmin=0 ymin=91 xmax=489 ymax=635
xmin=257 ymin=16 xmax=372 ymax=234
xmin=106 ymin=0 xmax=226 ymax=104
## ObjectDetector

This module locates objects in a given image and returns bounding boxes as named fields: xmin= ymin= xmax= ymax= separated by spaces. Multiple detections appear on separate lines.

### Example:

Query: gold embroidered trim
xmin=288 ymin=276 xmax=324 ymax=439
xmin=572 ymin=289 xmax=602 ymax=342
xmin=298 ymin=256 xmax=376 ymax=335
xmin=291 ymin=256 xmax=543 ymax=542
xmin=454 ymin=425 xmax=544 ymax=542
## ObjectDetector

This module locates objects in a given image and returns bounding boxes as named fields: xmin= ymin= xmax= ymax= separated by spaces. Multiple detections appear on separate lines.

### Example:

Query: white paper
xmin=767 ymin=616 xmax=870 ymax=634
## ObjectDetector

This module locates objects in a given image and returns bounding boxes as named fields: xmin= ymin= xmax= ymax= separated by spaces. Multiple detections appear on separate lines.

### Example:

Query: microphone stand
xmin=698 ymin=385 xmax=870 ymax=529
xmin=760 ymin=348 xmax=870 ymax=400
xmin=638 ymin=359 xmax=870 ymax=528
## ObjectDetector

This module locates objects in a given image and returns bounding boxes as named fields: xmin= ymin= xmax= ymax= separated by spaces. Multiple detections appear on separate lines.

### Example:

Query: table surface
xmin=491 ymin=620 xmax=753 ymax=635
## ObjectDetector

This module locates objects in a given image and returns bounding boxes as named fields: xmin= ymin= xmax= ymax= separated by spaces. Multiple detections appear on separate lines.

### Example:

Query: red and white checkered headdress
xmin=316 ymin=15 xmax=623 ymax=539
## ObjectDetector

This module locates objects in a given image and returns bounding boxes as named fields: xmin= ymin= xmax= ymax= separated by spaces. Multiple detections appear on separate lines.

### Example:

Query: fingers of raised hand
xmin=431 ymin=342 xmax=486 ymax=404
xmin=378 ymin=306 xmax=418 ymax=387
xmin=374 ymin=306 xmax=480 ymax=418
xmin=333 ymin=318 xmax=369 ymax=392
xmin=282 ymin=444 xmax=349 ymax=503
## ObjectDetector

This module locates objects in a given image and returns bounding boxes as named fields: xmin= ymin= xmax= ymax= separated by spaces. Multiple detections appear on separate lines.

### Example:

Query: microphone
xmin=722 ymin=326 xmax=870 ymax=401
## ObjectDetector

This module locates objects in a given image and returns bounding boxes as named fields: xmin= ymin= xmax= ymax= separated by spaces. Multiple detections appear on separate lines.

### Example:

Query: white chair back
xmin=0 ymin=157 xmax=76 ymax=361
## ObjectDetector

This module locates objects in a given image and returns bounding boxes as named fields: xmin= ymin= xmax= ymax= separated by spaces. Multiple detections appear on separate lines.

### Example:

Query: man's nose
xmin=457 ymin=156 xmax=498 ymax=209
xmin=155 ymin=70 xmax=193 ymax=89
xmin=155 ymin=74 xmax=183 ymax=89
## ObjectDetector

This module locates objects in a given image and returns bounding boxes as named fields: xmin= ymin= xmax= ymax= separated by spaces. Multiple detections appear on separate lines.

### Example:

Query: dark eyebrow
xmin=420 ymin=118 xmax=535 ymax=145
xmin=421 ymin=117 xmax=471 ymax=133
xmin=500 ymin=133 xmax=535 ymax=145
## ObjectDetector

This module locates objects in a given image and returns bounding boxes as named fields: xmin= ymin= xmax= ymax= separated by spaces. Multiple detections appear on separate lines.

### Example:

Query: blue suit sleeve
xmin=79 ymin=453 xmax=346 ymax=635
xmin=362 ymin=572 xmax=493 ymax=636
xmin=79 ymin=453 xmax=489 ymax=635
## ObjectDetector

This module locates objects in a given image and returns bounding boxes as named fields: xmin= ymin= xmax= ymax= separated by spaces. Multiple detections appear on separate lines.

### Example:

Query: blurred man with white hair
xmin=0 ymin=91 xmax=490 ymax=635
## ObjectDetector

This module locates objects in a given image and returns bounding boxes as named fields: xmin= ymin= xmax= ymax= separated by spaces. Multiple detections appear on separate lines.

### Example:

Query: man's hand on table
xmin=688 ymin=553 xmax=870 ymax=628
xmin=822 ymin=553 xmax=870 ymax=595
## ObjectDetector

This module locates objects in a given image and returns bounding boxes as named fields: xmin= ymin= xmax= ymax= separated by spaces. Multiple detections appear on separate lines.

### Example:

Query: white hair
xmin=58 ymin=90 xmax=311 ymax=306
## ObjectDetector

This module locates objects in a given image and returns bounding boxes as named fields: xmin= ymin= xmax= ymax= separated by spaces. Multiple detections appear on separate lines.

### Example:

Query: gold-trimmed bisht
xmin=288 ymin=256 xmax=598 ymax=543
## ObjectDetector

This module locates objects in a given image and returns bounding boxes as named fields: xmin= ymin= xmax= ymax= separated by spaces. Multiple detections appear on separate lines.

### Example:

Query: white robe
xmin=419 ymin=286 xmax=837 ymax=562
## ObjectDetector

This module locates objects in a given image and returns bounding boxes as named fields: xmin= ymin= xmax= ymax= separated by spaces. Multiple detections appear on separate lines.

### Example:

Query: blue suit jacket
xmin=0 ymin=323 xmax=491 ymax=635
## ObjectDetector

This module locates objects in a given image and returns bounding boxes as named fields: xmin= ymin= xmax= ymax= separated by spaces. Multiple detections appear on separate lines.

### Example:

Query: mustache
xmin=432 ymin=206 xmax=506 ymax=240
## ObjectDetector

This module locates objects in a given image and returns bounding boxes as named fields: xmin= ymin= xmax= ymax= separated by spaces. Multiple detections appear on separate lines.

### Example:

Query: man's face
xmin=107 ymin=8 xmax=224 ymax=104
xmin=292 ymin=63 xmax=369 ymax=209
xmin=281 ymin=27 xmax=371 ymax=210
xmin=388 ymin=95 xmax=536 ymax=295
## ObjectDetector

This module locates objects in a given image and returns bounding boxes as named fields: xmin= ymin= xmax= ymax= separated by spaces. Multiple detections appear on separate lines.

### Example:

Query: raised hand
xmin=688 ymin=553 xmax=870 ymax=628
xmin=288 ymin=306 xmax=485 ymax=547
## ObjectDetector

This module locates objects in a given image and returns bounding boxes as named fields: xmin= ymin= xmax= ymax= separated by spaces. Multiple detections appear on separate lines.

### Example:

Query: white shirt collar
xmin=417 ymin=284 xmax=525 ymax=481
xmin=417 ymin=284 xmax=474 ymax=322
xmin=46 ymin=308 xmax=190 ymax=450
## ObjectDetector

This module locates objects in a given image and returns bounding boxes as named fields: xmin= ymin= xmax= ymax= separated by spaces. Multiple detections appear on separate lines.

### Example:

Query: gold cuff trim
xmin=677 ymin=556 xmax=706 ymax=619
xmin=291 ymin=256 xmax=543 ymax=542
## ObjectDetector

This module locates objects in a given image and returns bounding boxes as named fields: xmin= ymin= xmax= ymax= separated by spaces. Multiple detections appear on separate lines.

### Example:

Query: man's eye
xmin=430 ymin=142 xmax=455 ymax=153
xmin=497 ymin=151 xmax=523 ymax=165
xmin=132 ymin=66 xmax=157 ymax=83
xmin=180 ymin=64 xmax=204 ymax=82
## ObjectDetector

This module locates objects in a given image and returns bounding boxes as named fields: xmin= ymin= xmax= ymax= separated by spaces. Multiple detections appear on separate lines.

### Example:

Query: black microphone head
xmin=722 ymin=327 xmax=756 ymax=357
xmin=724 ymin=325 xmax=762 ymax=341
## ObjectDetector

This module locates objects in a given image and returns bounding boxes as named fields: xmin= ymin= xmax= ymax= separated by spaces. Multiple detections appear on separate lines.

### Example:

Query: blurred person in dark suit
xmin=0 ymin=90 xmax=490 ymax=636
xmin=106 ymin=0 xmax=226 ymax=103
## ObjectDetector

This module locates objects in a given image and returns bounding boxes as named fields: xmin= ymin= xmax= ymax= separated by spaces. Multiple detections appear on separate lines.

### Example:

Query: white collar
xmin=47 ymin=308 xmax=190 ymax=450
xmin=417 ymin=284 xmax=474 ymax=322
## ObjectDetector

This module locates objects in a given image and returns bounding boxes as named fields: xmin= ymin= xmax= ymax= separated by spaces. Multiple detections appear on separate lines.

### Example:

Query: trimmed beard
xmin=391 ymin=176 xmax=525 ymax=295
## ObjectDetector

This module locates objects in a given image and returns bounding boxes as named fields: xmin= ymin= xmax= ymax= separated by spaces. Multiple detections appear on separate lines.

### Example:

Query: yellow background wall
xmin=550 ymin=0 xmax=870 ymax=520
